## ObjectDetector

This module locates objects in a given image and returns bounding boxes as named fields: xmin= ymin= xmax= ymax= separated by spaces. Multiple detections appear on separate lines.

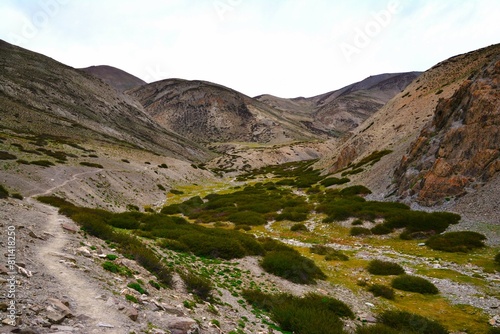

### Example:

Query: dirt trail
xmin=28 ymin=169 xmax=131 ymax=333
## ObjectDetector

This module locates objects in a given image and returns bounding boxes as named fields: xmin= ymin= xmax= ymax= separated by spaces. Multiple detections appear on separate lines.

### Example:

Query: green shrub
xmin=426 ymin=231 xmax=486 ymax=253
xmin=489 ymin=328 xmax=500 ymax=334
xmin=368 ymin=284 xmax=395 ymax=300
xmin=495 ymin=252 xmax=500 ymax=265
xmin=391 ymin=275 xmax=439 ymax=294
xmin=260 ymin=250 xmax=326 ymax=284
xmin=371 ymin=224 xmax=392 ymax=235
xmin=324 ymin=250 xmax=349 ymax=261
xmin=121 ymin=159 xmax=130 ymax=163
xmin=127 ymin=282 xmax=148 ymax=295
xmin=228 ymin=211 xmax=267 ymax=226
xmin=350 ymin=227 xmax=371 ymax=236
xmin=355 ymin=324 xmax=400 ymax=334
xmin=321 ymin=177 xmax=350 ymax=187
xmin=102 ymin=261 xmax=119 ymax=273
xmin=149 ymin=280 xmax=161 ymax=290
xmin=352 ymin=219 xmax=363 ymax=226
xmin=106 ymin=254 xmax=118 ymax=261
xmin=310 ymin=244 xmax=329 ymax=255
xmin=181 ymin=272 xmax=213 ymax=301
xmin=291 ymin=223 xmax=308 ymax=232
xmin=0 ymin=151 xmax=17 ymax=160
xmin=367 ymin=260 xmax=405 ymax=275
xmin=0 ymin=185 xmax=9 ymax=199
xmin=125 ymin=294 xmax=138 ymax=303
xmin=126 ymin=204 xmax=140 ymax=211
xmin=169 ymin=189 xmax=184 ymax=194
xmin=80 ymin=161 xmax=103 ymax=168
xmin=339 ymin=185 xmax=372 ymax=196
xmin=30 ymin=160 xmax=55 ymax=167
xmin=377 ymin=310 xmax=448 ymax=334
xmin=11 ymin=193 xmax=23 ymax=200
xmin=157 ymin=184 xmax=166 ymax=191
xmin=242 ymin=290 xmax=351 ymax=334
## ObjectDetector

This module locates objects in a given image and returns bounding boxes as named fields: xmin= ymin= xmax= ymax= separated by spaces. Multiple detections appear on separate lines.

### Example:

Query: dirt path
xmin=28 ymin=169 xmax=131 ymax=333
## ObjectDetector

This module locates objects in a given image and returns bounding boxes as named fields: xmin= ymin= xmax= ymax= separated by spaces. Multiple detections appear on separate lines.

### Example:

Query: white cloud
xmin=0 ymin=0 xmax=499 ymax=97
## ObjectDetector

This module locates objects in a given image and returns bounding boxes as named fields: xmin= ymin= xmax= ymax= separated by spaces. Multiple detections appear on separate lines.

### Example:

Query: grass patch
xmin=180 ymin=271 xmax=213 ymax=301
xmin=426 ymin=231 xmax=486 ymax=253
xmin=30 ymin=160 xmax=55 ymax=167
xmin=391 ymin=275 xmax=439 ymax=295
xmin=0 ymin=151 xmax=17 ymax=160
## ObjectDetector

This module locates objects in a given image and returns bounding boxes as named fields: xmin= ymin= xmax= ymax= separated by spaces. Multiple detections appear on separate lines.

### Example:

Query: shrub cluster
xmin=180 ymin=271 xmax=213 ymax=301
xmin=0 ymin=184 xmax=9 ymax=199
xmin=261 ymin=249 xmax=326 ymax=284
xmin=377 ymin=310 xmax=448 ymax=334
xmin=80 ymin=161 xmax=103 ymax=168
xmin=243 ymin=290 xmax=353 ymax=334
xmin=310 ymin=245 xmax=348 ymax=261
xmin=426 ymin=231 xmax=486 ymax=253
xmin=391 ymin=275 xmax=439 ymax=295
xmin=495 ymin=252 xmax=500 ymax=266
xmin=367 ymin=284 xmax=395 ymax=300
xmin=367 ymin=260 xmax=405 ymax=275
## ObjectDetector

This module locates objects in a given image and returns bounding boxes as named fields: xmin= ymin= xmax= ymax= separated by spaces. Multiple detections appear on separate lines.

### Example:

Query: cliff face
xmin=394 ymin=56 xmax=500 ymax=205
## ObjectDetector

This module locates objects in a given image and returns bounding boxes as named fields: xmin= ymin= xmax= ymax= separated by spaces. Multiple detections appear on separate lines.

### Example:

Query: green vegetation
xmin=180 ymin=271 xmax=213 ymax=301
xmin=11 ymin=193 xmax=23 ymax=200
xmin=377 ymin=310 xmax=448 ymax=334
xmin=367 ymin=260 xmax=405 ymax=275
xmin=350 ymin=227 xmax=371 ymax=236
xmin=355 ymin=324 xmax=400 ymax=334
xmin=125 ymin=294 xmax=138 ymax=303
xmin=391 ymin=275 xmax=439 ymax=295
xmin=169 ymin=189 xmax=184 ymax=195
xmin=0 ymin=184 xmax=9 ymax=199
xmin=310 ymin=245 xmax=348 ymax=261
xmin=0 ymin=151 xmax=17 ymax=160
xmin=243 ymin=290 xmax=353 ymax=334
xmin=261 ymin=249 xmax=326 ymax=284
xmin=80 ymin=161 xmax=103 ymax=168
xmin=320 ymin=177 xmax=350 ymax=187
xmin=426 ymin=231 xmax=487 ymax=253
xmin=367 ymin=284 xmax=395 ymax=300
xmin=30 ymin=160 xmax=55 ymax=167
xmin=127 ymin=282 xmax=148 ymax=295
xmin=37 ymin=196 xmax=173 ymax=286
xmin=157 ymin=184 xmax=166 ymax=191
xmin=290 ymin=223 xmax=308 ymax=232
xmin=495 ymin=252 xmax=500 ymax=265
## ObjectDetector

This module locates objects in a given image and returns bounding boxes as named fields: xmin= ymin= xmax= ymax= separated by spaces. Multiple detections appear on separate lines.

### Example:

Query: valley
xmin=0 ymin=39 xmax=499 ymax=334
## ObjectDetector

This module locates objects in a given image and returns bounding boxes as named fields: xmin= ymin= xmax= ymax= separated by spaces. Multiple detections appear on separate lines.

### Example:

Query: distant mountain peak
xmin=80 ymin=65 xmax=146 ymax=92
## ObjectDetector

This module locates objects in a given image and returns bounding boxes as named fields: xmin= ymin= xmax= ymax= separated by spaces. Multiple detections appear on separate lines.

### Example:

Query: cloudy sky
xmin=1 ymin=0 xmax=499 ymax=97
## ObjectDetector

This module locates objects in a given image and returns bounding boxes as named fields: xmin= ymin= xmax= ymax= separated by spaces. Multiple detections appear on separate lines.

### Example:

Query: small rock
xmin=123 ymin=306 xmax=138 ymax=321
xmin=10 ymin=327 xmax=39 ymax=334
xmin=97 ymin=323 xmax=115 ymax=328
xmin=365 ymin=302 xmax=375 ymax=307
xmin=49 ymin=325 xmax=75 ymax=332
xmin=76 ymin=247 xmax=91 ymax=257
xmin=28 ymin=229 xmax=44 ymax=240
xmin=61 ymin=223 xmax=79 ymax=233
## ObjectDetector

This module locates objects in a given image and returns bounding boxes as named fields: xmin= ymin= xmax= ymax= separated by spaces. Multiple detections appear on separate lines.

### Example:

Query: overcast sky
xmin=1 ymin=0 xmax=499 ymax=97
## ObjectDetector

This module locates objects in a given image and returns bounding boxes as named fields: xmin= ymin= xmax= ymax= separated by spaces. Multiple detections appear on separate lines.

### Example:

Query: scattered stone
xmin=164 ymin=315 xmax=200 ymax=334
xmin=97 ymin=323 xmax=115 ymax=328
xmin=28 ymin=229 xmax=44 ymax=240
xmin=49 ymin=325 xmax=75 ymax=332
xmin=16 ymin=265 xmax=33 ymax=278
xmin=10 ymin=327 xmax=39 ymax=334
xmin=123 ymin=305 xmax=139 ymax=321
xmin=76 ymin=247 xmax=91 ymax=257
xmin=61 ymin=223 xmax=79 ymax=233
xmin=365 ymin=302 xmax=375 ymax=307
xmin=0 ymin=302 xmax=8 ymax=311
xmin=48 ymin=252 xmax=77 ymax=262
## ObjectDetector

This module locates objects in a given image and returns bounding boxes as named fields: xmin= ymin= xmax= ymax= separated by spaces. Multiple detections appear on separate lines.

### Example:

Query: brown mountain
xmin=318 ymin=43 xmax=500 ymax=222
xmin=394 ymin=52 xmax=500 ymax=206
xmin=255 ymin=72 xmax=421 ymax=135
xmin=80 ymin=65 xmax=146 ymax=92
xmin=128 ymin=79 xmax=320 ymax=144
xmin=0 ymin=40 xmax=210 ymax=162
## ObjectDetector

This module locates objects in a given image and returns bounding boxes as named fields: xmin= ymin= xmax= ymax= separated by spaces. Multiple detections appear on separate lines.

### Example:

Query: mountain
xmin=256 ymin=72 xmax=421 ymax=135
xmin=394 ymin=51 xmax=500 ymax=207
xmin=318 ymin=43 xmax=500 ymax=222
xmin=128 ymin=79 xmax=320 ymax=144
xmin=80 ymin=65 xmax=146 ymax=92
xmin=0 ymin=40 xmax=209 ymax=162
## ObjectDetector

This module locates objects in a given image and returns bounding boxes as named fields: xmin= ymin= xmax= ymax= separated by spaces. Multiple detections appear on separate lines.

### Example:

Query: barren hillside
xmin=80 ymin=65 xmax=146 ymax=92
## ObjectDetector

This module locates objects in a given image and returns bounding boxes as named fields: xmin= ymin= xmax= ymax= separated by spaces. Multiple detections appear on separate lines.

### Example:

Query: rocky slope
xmin=0 ymin=40 xmax=210 ymax=162
xmin=318 ymin=43 xmax=500 ymax=223
xmin=128 ymin=79 xmax=321 ymax=144
xmin=256 ymin=72 xmax=421 ymax=135
xmin=80 ymin=65 xmax=146 ymax=92
xmin=394 ymin=54 xmax=500 ymax=206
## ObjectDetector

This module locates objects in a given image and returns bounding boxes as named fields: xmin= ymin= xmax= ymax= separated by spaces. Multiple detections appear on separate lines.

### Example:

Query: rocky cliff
xmin=394 ymin=54 xmax=500 ymax=205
